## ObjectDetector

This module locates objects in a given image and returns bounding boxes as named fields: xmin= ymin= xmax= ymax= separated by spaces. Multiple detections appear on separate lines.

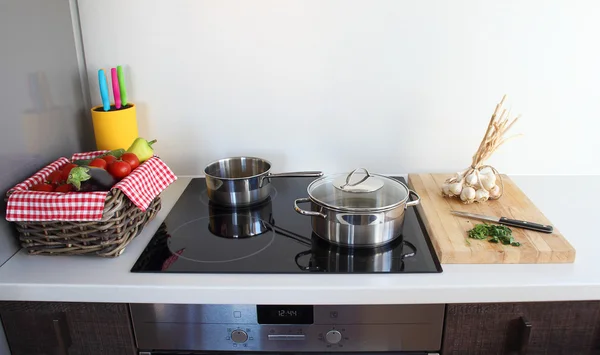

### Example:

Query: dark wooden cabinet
xmin=442 ymin=301 xmax=600 ymax=355
xmin=0 ymin=302 xmax=136 ymax=355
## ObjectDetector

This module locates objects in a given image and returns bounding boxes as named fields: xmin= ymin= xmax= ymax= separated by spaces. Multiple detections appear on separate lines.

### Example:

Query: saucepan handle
xmin=260 ymin=172 xmax=323 ymax=187
xmin=294 ymin=198 xmax=327 ymax=219
xmin=405 ymin=190 xmax=421 ymax=208
xmin=268 ymin=171 xmax=324 ymax=178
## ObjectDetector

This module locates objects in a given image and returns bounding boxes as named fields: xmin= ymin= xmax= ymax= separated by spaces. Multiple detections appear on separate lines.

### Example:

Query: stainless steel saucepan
xmin=294 ymin=168 xmax=420 ymax=248
xmin=204 ymin=156 xmax=323 ymax=207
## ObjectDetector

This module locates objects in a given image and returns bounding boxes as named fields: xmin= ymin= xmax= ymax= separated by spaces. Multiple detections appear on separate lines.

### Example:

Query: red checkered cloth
xmin=6 ymin=151 xmax=177 ymax=222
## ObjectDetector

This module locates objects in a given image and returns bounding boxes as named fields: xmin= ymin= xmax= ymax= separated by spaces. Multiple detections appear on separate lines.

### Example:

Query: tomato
xmin=55 ymin=184 xmax=74 ymax=193
xmin=61 ymin=163 xmax=78 ymax=181
xmin=89 ymin=158 xmax=107 ymax=169
xmin=120 ymin=152 xmax=140 ymax=170
xmin=102 ymin=155 xmax=117 ymax=165
xmin=31 ymin=183 xmax=54 ymax=192
xmin=107 ymin=161 xmax=132 ymax=179
xmin=47 ymin=170 xmax=63 ymax=185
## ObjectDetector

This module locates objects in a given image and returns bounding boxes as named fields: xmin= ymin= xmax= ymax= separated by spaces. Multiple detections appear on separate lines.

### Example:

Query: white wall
xmin=78 ymin=0 xmax=600 ymax=176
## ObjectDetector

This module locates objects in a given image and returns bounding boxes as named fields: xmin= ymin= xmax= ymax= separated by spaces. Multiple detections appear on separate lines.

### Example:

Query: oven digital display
xmin=257 ymin=305 xmax=314 ymax=324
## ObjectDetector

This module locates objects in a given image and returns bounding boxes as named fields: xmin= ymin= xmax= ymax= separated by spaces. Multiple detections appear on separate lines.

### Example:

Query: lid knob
xmin=334 ymin=168 xmax=384 ymax=193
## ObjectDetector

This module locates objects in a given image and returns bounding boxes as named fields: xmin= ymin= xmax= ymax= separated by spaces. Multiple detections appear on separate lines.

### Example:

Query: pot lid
xmin=308 ymin=168 xmax=410 ymax=211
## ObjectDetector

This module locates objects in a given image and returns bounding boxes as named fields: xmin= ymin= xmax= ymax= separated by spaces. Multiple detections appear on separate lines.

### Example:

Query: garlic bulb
xmin=489 ymin=185 xmax=501 ymax=199
xmin=465 ymin=173 xmax=478 ymax=187
xmin=449 ymin=182 xmax=463 ymax=196
xmin=479 ymin=167 xmax=493 ymax=176
xmin=475 ymin=188 xmax=489 ymax=202
xmin=478 ymin=168 xmax=496 ymax=183
xmin=442 ymin=183 xmax=451 ymax=197
xmin=460 ymin=186 xmax=476 ymax=203
xmin=480 ymin=175 xmax=496 ymax=191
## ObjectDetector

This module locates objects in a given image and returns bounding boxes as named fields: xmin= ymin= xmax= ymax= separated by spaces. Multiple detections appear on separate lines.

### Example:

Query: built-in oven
xmin=131 ymin=304 xmax=444 ymax=355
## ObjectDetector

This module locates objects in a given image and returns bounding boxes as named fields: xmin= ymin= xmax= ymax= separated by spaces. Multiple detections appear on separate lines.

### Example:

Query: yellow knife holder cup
xmin=91 ymin=104 xmax=138 ymax=151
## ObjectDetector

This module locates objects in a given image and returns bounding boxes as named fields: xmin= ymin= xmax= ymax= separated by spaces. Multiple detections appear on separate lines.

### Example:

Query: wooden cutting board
xmin=407 ymin=174 xmax=575 ymax=264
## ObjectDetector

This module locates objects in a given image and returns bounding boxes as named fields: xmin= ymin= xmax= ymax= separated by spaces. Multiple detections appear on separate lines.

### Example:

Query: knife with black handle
xmin=451 ymin=211 xmax=554 ymax=234
xmin=498 ymin=217 xmax=554 ymax=233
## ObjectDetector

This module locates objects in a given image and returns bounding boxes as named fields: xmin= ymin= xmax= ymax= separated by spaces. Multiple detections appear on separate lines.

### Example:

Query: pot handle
xmin=260 ymin=172 xmax=324 ymax=187
xmin=405 ymin=190 xmax=421 ymax=208
xmin=294 ymin=198 xmax=327 ymax=219
xmin=268 ymin=171 xmax=324 ymax=178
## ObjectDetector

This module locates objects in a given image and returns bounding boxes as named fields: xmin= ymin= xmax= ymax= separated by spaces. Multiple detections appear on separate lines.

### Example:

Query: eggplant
xmin=67 ymin=166 xmax=118 ymax=192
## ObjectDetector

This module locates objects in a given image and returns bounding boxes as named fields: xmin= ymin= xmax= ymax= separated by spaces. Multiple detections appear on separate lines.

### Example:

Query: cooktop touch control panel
xmin=131 ymin=304 xmax=445 ymax=353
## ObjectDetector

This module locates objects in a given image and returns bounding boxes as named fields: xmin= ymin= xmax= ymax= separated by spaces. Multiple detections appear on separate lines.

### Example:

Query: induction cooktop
xmin=131 ymin=177 xmax=442 ymax=274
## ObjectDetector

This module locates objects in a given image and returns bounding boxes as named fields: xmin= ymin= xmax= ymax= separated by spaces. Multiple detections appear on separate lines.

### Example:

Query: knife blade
xmin=450 ymin=211 xmax=554 ymax=234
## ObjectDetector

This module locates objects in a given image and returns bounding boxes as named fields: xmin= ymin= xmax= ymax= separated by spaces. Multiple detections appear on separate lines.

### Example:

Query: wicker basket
xmin=9 ymin=189 xmax=162 ymax=257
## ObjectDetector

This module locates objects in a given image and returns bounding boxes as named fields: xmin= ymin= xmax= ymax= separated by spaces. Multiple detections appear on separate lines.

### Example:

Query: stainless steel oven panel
xmin=311 ymin=304 xmax=444 ymax=324
xmin=130 ymin=304 xmax=444 ymax=353
xmin=130 ymin=304 xmax=442 ymax=324
xmin=130 ymin=304 xmax=259 ymax=324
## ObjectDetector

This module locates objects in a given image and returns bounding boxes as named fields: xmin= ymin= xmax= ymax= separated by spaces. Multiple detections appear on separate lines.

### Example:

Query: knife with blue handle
xmin=451 ymin=211 xmax=554 ymax=234
xmin=98 ymin=69 xmax=110 ymax=111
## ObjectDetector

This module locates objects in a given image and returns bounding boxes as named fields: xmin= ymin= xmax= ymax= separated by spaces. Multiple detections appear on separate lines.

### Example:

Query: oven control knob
xmin=325 ymin=330 xmax=342 ymax=344
xmin=231 ymin=330 xmax=248 ymax=343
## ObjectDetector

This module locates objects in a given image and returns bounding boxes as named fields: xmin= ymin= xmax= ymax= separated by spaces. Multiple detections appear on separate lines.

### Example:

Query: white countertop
xmin=0 ymin=175 xmax=598 ymax=305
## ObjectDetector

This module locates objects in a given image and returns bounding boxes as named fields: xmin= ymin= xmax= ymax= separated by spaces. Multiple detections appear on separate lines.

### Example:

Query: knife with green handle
xmin=450 ymin=211 xmax=554 ymax=234
xmin=117 ymin=65 xmax=128 ymax=106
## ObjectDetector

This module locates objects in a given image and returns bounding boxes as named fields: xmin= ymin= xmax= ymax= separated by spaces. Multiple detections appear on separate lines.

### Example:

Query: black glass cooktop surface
xmin=131 ymin=177 xmax=442 ymax=274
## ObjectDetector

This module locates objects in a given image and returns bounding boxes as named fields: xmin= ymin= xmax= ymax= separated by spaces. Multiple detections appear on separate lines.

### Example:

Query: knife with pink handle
xmin=111 ymin=68 xmax=121 ymax=109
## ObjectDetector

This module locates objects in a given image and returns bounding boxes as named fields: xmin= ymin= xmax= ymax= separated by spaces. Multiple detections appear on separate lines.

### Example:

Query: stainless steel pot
xmin=204 ymin=156 xmax=323 ymax=207
xmin=294 ymin=168 xmax=420 ymax=247
xmin=208 ymin=198 xmax=274 ymax=238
